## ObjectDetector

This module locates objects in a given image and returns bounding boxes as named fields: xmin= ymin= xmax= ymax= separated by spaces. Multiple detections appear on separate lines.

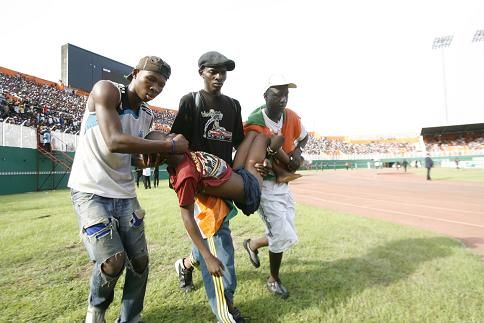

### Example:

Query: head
xmin=263 ymin=74 xmax=297 ymax=114
xmin=127 ymin=56 xmax=171 ymax=102
xmin=198 ymin=51 xmax=235 ymax=94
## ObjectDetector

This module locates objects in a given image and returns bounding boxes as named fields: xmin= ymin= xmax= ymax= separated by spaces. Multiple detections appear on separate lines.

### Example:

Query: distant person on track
xmin=402 ymin=159 xmax=409 ymax=172
xmin=143 ymin=167 xmax=151 ymax=189
xmin=242 ymin=75 xmax=308 ymax=299
xmin=68 ymin=56 xmax=188 ymax=323
xmin=153 ymin=164 xmax=160 ymax=188
xmin=425 ymin=154 xmax=434 ymax=180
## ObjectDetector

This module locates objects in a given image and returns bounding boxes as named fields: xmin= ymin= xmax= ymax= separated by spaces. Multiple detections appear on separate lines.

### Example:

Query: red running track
xmin=290 ymin=169 xmax=484 ymax=257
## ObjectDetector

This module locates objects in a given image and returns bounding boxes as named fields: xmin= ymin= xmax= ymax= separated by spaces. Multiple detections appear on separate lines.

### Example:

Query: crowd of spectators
xmin=0 ymin=72 xmax=177 ymax=134
xmin=304 ymin=135 xmax=417 ymax=156
xmin=0 ymin=72 xmax=85 ymax=133
xmin=424 ymin=133 xmax=484 ymax=152
xmin=3 ymin=72 xmax=483 ymax=156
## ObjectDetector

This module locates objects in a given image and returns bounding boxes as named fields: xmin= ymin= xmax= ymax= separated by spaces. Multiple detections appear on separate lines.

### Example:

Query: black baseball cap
xmin=198 ymin=51 xmax=235 ymax=71
xmin=127 ymin=56 xmax=171 ymax=81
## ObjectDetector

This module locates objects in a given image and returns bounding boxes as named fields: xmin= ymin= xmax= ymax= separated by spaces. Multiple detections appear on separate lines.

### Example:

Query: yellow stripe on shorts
xmin=207 ymin=237 xmax=235 ymax=323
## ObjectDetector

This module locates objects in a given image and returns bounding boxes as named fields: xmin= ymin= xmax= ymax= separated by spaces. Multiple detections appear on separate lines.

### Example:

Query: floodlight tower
xmin=472 ymin=30 xmax=484 ymax=113
xmin=432 ymin=35 xmax=453 ymax=125
xmin=472 ymin=29 xmax=484 ymax=43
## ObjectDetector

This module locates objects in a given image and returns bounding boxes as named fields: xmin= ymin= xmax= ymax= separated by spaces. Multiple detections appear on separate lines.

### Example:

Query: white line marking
xmin=297 ymin=194 xmax=484 ymax=229
xmin=293 ymin=187 xmax=484 ymax=215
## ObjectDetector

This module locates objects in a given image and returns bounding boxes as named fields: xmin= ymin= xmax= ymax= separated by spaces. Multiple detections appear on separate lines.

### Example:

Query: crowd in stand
xmin=304 ymin=135 xmax=417 ymax=155
xmin=3 ymin=72 xmax=484 ymax=155
xmin=425 ymin=133 xmax=484 ymax=152
xmin=0 ymin=72 xmax=177 ymax=134
xmin=0 ymin=72 xmax=85 ymax=133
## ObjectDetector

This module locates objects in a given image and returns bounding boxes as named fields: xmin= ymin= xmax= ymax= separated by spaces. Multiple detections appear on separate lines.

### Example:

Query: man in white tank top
xmin=68 ymin=56 xmax=189 ymax=323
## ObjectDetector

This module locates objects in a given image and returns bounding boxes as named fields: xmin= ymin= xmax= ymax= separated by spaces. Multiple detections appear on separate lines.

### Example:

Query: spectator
xmin=425 ymin=154 xmax=434 ymax=180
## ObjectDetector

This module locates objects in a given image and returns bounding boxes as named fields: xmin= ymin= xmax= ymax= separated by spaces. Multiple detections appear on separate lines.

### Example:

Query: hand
xmin=171 ymin=134 xmax=189 ymax=154
xmin=143 ymin=153 xmax=161 ymax=168
xmin=287 ymin=148 xmax=303 ymax=172
xmin=143 ymin=152 xmax=165 ymax=167
xmin=132 ymin=154 xmax=146 ymax=168
xmin=205 ymin=254 xmax=225 ymax=277
xmin=255 ymin=158 xmax=272 ymax=177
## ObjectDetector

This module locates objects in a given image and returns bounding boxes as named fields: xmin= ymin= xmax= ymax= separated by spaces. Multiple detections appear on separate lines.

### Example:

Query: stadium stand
xmin=0 ymin=68 xmax=177 ymax=134
xmin=422 ymin=124 xmax=484 ymax=154
xmin=1 ymin=66 xmax=483 ymax=167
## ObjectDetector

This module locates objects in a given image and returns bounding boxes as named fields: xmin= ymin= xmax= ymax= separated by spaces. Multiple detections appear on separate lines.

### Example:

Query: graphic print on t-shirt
xmin=201 ymin=109 xmax=232 ymax=142
xmin=189 ymin=151 xmax=227 ymax=178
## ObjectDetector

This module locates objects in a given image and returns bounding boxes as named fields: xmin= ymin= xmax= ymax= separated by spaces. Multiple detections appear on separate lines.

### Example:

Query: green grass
xmin=411 ymin=167 xmax=484 ymax=183
xmin=1 ymin=185 xmax=483 ymax=322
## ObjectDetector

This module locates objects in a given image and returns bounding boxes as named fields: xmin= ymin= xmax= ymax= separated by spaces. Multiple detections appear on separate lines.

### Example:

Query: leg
xmin=204 ymin=133 xmax=272 ymax=202
xmin=174 ymin=253 xmax=196 ymax=292
xmin=71 ymin=191 xmax=127 ymax=319
xmin=243 ymin=235 xmax=268 ymax=268
xmin=268 ymin=251 xmax=283 ymax=282
xmin=115 ymin=197 xmax=149 ymax=323
xmin=233 ymin=131 xmax=270 ymax=182
xmin=259 ymin=186 xmax=297 ymax=299
xmin=195 ymin=222 xmax=239 ymax=323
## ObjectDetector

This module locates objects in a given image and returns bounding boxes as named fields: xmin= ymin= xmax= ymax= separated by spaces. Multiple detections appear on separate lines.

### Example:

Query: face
xmin=200 ymin=67 xmax=227 ymax=94
xmin=133 ymin=70 xmax=167 ymax=102
xmin=264 ymin=85 xmax=289 ymax=113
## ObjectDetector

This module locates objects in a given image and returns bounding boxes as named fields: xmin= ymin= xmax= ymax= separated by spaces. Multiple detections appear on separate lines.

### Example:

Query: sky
xmin=2 ymin=0 xmax=484 ymax=138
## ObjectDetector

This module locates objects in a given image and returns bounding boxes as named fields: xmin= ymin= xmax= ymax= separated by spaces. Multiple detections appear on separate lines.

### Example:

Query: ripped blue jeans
xmin=71 ymin=190 xmax=148 ymax=323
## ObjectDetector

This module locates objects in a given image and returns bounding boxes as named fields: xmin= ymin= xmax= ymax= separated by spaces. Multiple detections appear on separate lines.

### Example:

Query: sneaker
xmin=115 ymin=314 xmax=141 ymax=323
xmin=243 ymin=239 xmax=260 ymax=268
xmin=229 ymin=307 xmax=247 ymax=323
xmin=85 ymin=305 xmax=106 ymax=323
xmin=174 ymin=258 xmax=194 ymax=292
xmin=266 ymin=279 xmax=289 ymax=299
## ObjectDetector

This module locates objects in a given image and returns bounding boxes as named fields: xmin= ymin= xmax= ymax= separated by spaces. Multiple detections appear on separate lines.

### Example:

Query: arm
xmin=179 ymin=204 xmax=225 ymax=277
xmin=92 ymin=80 xmax=188 ymax=154
xmin=231 ymin=99 xmax=245 ymax=150
xmin=287 ymin=133 xmax=308 ymax=172
xmin=170 ymin=94 xmax=193 ymax=140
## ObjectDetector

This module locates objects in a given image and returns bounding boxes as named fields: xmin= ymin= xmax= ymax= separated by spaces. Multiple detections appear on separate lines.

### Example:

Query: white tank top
xmin=68 ymin=83 xmax=153 ymax=198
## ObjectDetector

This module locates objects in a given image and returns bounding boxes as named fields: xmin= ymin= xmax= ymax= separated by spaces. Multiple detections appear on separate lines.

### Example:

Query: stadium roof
xmin=421 ymin=123 xmax=484 ymax=136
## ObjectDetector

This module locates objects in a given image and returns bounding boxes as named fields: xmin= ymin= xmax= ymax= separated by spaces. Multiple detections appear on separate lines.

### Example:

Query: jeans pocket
xmin=71 ymin=190 xmax=95 ymax=209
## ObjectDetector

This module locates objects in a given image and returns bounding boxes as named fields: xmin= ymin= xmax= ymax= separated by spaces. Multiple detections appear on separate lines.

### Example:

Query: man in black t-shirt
xmin=170 ymin=51 xmax=246 ymax=323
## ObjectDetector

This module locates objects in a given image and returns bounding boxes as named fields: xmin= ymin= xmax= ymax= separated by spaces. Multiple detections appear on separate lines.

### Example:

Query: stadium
xmin=2 ymin=15 xmax=484 ymax=323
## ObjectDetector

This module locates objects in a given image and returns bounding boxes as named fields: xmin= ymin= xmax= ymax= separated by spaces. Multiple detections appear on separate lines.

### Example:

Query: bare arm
xmin=91 ymin=80 xmax=188 ymax=154
xmin=287 ymin=134 xmax=308 ymax=171
xmin=179 ymin=204 xmax=225 ymax=276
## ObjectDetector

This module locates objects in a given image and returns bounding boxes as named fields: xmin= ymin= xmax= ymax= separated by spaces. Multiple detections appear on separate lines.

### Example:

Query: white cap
xmin=265 ymin=74 xmax=297 ymax=91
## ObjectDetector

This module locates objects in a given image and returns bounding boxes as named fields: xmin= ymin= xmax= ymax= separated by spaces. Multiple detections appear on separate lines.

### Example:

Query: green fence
xmin=309 ymin=155 xmax=484 ymax=170
xmin=0 ymin=147 xmax=169 ymax=195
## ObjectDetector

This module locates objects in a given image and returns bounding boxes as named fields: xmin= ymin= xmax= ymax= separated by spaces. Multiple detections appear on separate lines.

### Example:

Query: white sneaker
xmin=85 ymin=305 xmax=106 ymax=323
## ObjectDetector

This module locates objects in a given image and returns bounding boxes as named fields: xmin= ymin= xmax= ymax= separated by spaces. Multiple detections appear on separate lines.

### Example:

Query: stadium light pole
xmin=472 ymin=29 xmax=484 ymax=43
xmin=432 ymin=35 xmax=453 ymax=125
xmin=472 ymin=30 xmax=484 ymax=113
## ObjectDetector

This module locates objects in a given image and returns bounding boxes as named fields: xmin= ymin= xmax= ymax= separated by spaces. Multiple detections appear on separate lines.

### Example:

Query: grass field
xmin=1 ymin=183 xmax=484 ymax=322
xmin=411 ymin=167 xmax=484 ymax=182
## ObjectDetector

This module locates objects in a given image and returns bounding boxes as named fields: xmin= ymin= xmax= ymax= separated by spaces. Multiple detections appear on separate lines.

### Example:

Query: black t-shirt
xmin=170 ymin=90 xmax=244 ymax=165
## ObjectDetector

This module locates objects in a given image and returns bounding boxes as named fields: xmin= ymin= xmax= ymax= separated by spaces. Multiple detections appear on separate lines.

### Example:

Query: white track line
xmin=293 ymin=187 xmax=484 ymax=215
xmin=297 ymin=194 xmax=484 ymax=229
